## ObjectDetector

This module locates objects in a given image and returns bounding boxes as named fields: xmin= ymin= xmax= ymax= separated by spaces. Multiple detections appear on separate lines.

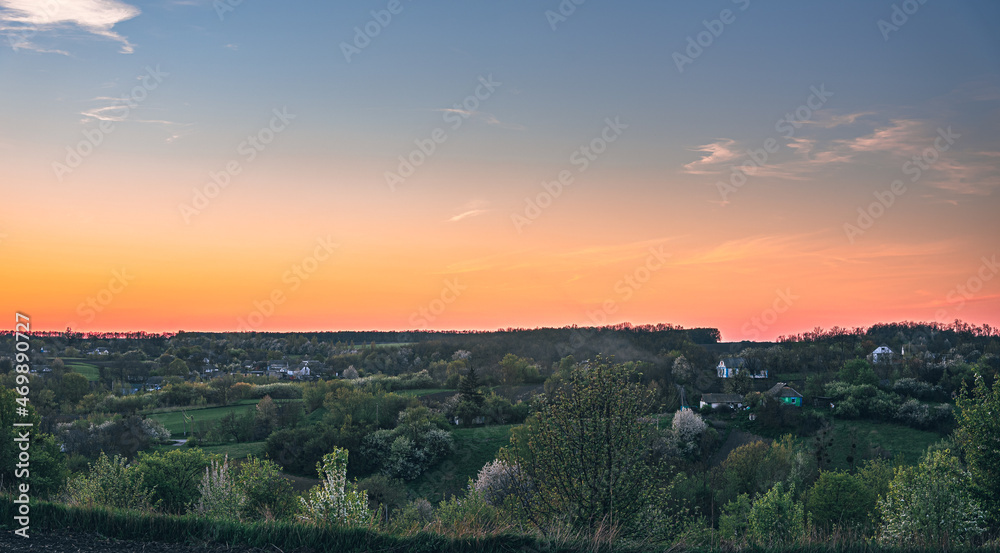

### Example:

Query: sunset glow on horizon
xmin=2 ymin=1 xmax=999 ymax=341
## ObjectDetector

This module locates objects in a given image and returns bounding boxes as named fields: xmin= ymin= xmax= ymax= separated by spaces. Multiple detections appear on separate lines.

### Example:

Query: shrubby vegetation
xmin=2 ymin=321 xmax=1000 ymax=550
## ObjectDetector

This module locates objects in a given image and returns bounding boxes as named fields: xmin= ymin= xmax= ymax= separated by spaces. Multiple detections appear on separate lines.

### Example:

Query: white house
xmin=717 ymin=358 xmax=768 ymax=379
xmin=717 ymin=358 xmax=744 ymax=378
xmin=871 ymin=346 xmax=894 ymax=364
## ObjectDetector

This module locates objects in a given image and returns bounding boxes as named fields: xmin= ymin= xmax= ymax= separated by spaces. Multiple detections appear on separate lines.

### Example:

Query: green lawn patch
xmin=407 ymin=424 xmax=513 ymax=503
xmin=148 ymin=403 xmax=257 ymax=436
xmin=821 ymin=420 xmax=944 ymax=471
xmin=197 ymin=441 xmax=266 ymax=459
xmin=395 ymin=388 xmax=453 ymax=397
xmin=66 ymin=362 xmax=100 ymax=381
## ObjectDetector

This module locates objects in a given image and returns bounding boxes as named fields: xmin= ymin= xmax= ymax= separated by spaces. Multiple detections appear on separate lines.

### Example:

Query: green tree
xmin=59 ymin=372 xmax=90 ymax=406
xmin=806 ymin=470 xmax=873 ymax=530
xmin=163 ymin=358 xmax=190 ymax=377
xmin=838 ymin=359 xmax=878 ymax=386
xmin=715 ymin=436 xmax=796 ymax=508
xmin=458 ymin=366 xmax=484 ymax=406
xmin=499 ymin=354 xmax=540 ymax=385
xmin=719 ymin=493 xmax=752 ymax=542
xmin=28 ymin=433 xmax=69 ymax=498
xmin=237 ymin=455 xmax=297 ymax=520
xmin=63 ymin=452 xmax=157 ymax=512
xmin=133 ymin=448 xmax=212 ymax=514
xmin=724 ymin=367 xmax=753 ymax=395
xmin=878 ymin=449 xmax=985 ymax=546
xmin=954 ymin=372 xmax=1000 ymax=524
xmin=0 ymin=387 xmax=62 ymax=497
xmin=502 ymin=356 xmax=657 ymax=534
xmin=747 ymin=482 xmax=804 ymax=546
xmin=298 ymin=448 xmax=371 ymax=526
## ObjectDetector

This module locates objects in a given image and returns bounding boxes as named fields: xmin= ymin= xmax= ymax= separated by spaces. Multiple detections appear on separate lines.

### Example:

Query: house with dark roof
xmin=766 ymin=382 xmax=803 ymax=407
xmin=699 ymin=393 xmax=745 ymax=409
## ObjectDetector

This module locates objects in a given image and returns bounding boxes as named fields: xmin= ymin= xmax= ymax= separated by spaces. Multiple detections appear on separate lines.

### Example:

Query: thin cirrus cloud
xmin=434 ymin=108 xmax=525 ymax=130
xmin=0 ymin=0 xmax=140 ymax=54
xmin=682 ymin=99 xmax=1000 ymax=198
xmin=682 ymin=139 xmax=740 ymax=174
xmin=80 ymin=94 xmax=189 ymax=141
xmin=446 ymin=200 xmax=490 ymax=223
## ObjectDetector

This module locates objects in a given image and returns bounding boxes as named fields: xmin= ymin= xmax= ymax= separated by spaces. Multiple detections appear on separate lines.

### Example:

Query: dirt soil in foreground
xmin=0 ymin=528 xmax=319 ymax=553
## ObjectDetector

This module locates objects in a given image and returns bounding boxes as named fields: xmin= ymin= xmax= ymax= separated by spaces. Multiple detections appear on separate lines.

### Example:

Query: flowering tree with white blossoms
xmin=298 ymin=447 xmax=371 ymax=526
xmin=195 ymin=455 xmax=245 ymax=521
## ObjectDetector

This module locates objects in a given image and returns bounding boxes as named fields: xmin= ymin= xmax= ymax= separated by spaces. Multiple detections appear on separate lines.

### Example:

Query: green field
xmin=395 ymin=388 xmax=453 ymax=397
xmin=148 ymin=441 xmax=267 ymax=458
xmin=821 ymin=420 xmax=944 ymax=471
xmin=407 ymin=424 xmax=513 ymax=503
xmin=66 ymin=361 xmax=100 ymax=381
xmin=148 ymin=403 xmax=257 ymax=435
xmin=197 ymin=441 xmax=267 ymax=459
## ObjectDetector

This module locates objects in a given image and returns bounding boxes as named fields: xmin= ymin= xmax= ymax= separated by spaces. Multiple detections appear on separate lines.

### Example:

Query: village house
xmin=766 ymin=382 xmax=803 ymax=407
xmin=699 ymin=393 xmax=745 ymax=409
xmin=870 ymin=345 xmax=894 ymax=364
xmin=716 ymin=357 xmax=769 ymax=379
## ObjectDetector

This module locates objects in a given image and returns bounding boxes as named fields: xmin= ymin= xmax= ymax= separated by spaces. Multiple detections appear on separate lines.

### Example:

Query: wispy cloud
xmin=446 ymin=200 xmax=490 ymax=223
xmin=839 ymin=118 xmax=926 ymax=154
xmin=0 ymin=0 xmax=140 ymax=54
xmin=434 ymin=108 xmax=524 ymax=130
xmin=79 ymin=94 xmax=191 ymax=142
xmin=683 ymin=139 xmax=740 ymax=174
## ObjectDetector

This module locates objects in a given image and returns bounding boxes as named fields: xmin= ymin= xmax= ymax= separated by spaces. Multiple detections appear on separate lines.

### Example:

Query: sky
xmin=1 ymin=0 xmax=999 ymax=341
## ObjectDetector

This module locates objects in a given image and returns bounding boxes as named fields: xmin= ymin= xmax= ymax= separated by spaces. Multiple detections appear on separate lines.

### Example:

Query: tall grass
xmin=2 ymin=495 xmax=997 ymax=553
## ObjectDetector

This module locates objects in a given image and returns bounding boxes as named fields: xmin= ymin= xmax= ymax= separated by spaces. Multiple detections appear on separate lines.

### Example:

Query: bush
xmin=360 ymin=424 xmax=454 ymax=481
xmin=236 ymin=455 xmax=297 ymax=521
xmin=747 ymin=482 xmax=804 ymax=546
xmin=194 ymin=455 xmax=246 ymax=521
xmin=471 ymin=459 xmax=533 ymax=509
xmin=878 ymin=449 xmax=986 ymax=546
xmin=63 ymin=452 xmax=157 ymax=512
xmin=806 ymin=470 xmax=874 ymax=530
xmin=250 ymin=383 xmax=302 ymax=399
xmin=718 ymin=493 xmax=752 ymax=542
xmin=357 ymin=474 xmax=407 ymax=522
xmin=298 ymin=448 xmax=371 ymax=526
xmin=672 ymin=408 xmax=707 ymax=443
xmin=432 ymin=489 xmax=501 ymax=538
xmin=133 ymin=448 xmax=213 ymax=514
